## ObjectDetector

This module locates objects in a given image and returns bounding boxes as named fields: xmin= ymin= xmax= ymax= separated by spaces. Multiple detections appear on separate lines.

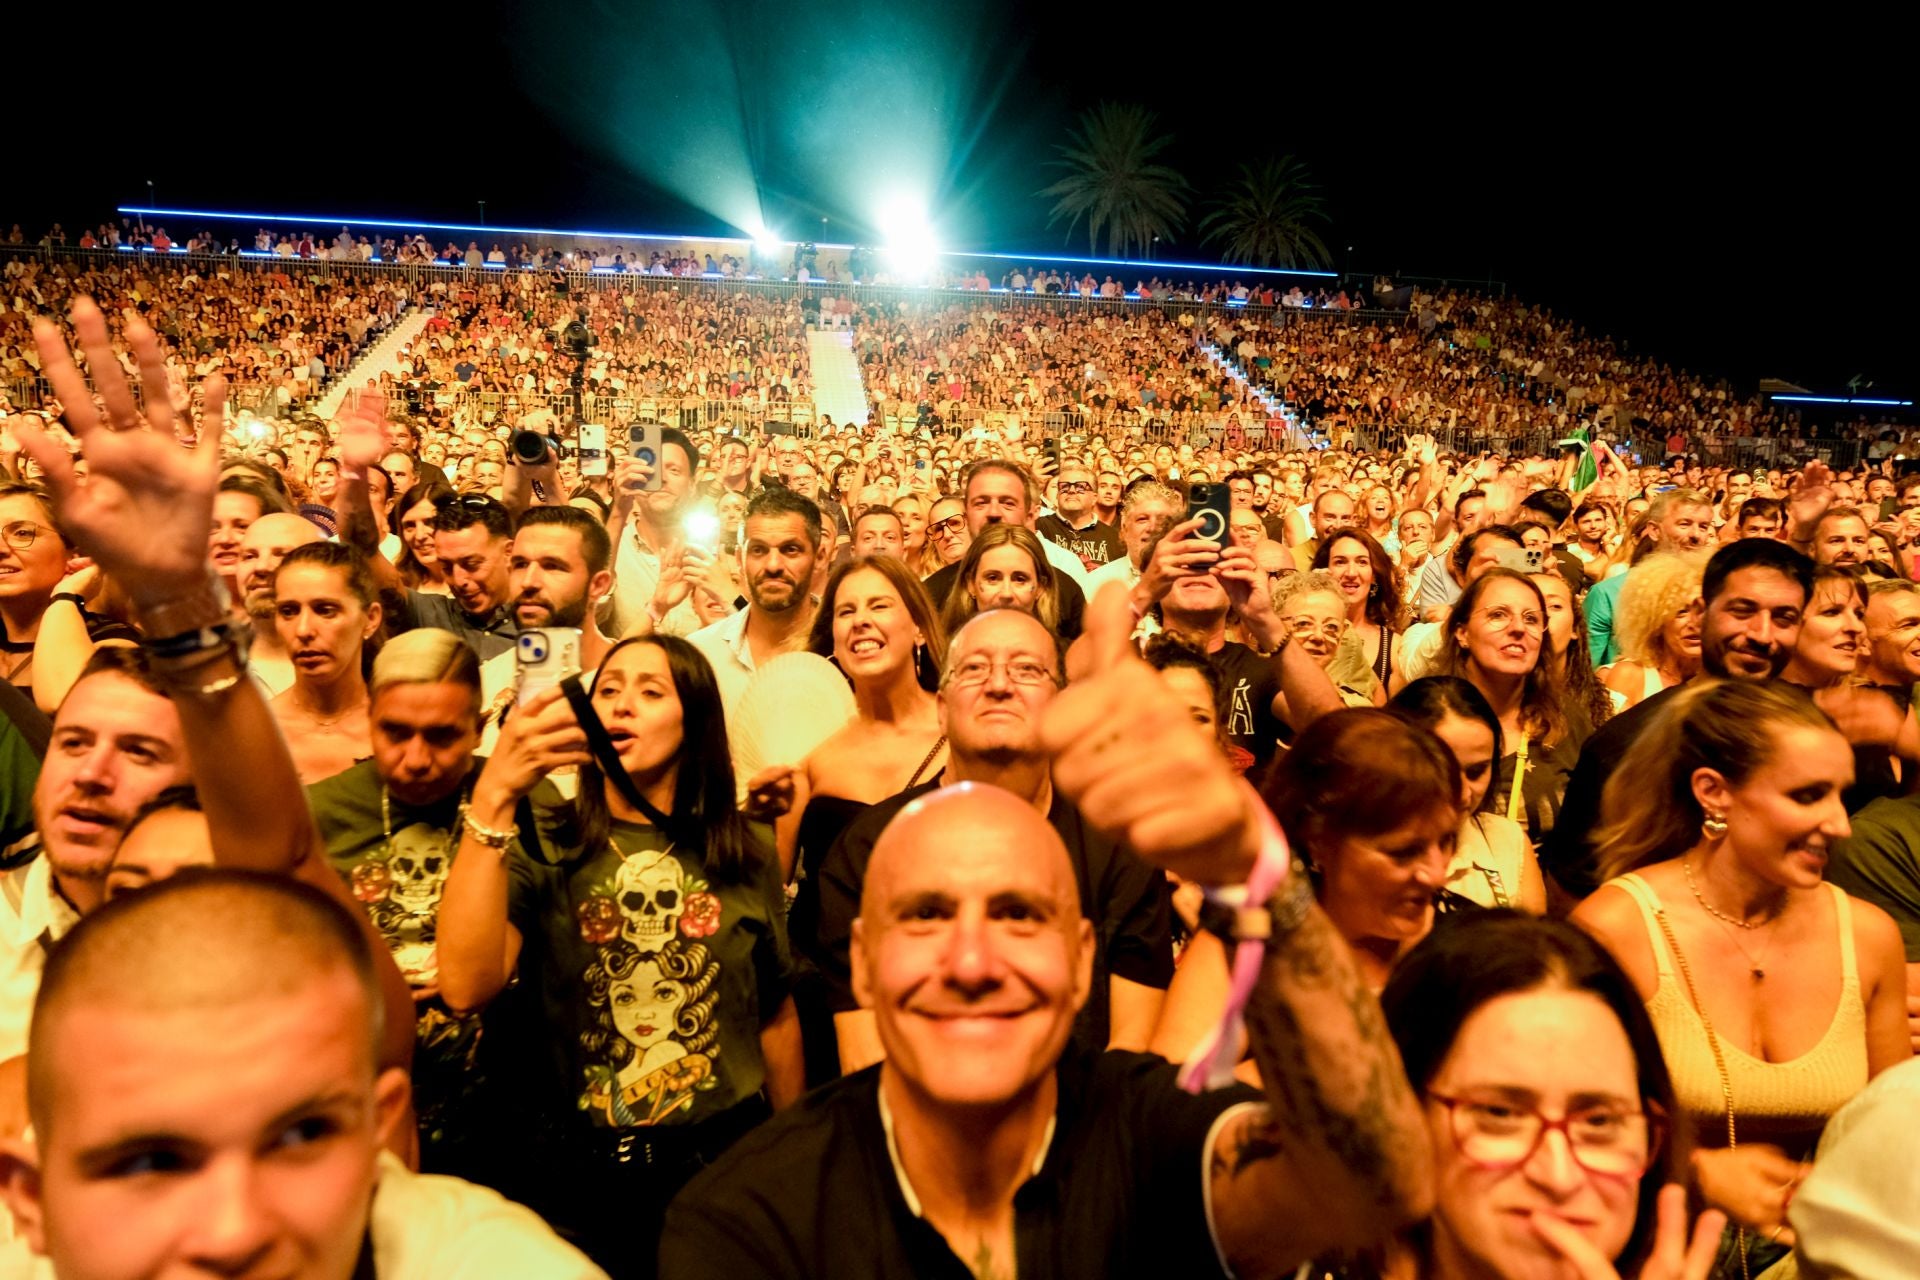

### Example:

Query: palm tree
xmin=1200 ymin=156 xmax=1333 ymax=270
xmin=1037 ymin=103 xmax=1189 ymax=258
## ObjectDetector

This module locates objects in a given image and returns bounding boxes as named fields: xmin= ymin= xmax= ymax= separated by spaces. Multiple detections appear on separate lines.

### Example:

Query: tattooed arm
xmin=1208 ymin=899 xmax=1433 ymax=1278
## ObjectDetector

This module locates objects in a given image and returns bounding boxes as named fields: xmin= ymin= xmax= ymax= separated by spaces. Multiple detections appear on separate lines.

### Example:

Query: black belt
xmin=565 ymin=1094 xmax=771 ymax=1172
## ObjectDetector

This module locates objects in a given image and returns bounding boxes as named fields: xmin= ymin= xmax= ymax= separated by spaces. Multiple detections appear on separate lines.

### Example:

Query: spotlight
xmin=877 ymin=196 xmax=938 ymax=283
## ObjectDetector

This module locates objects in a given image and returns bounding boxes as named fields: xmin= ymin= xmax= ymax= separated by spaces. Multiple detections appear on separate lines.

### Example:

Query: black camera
xmin=510 ymin=429 xmax=566 ymax=465
xmin=561 ymin=307 xmax=593 ymax=360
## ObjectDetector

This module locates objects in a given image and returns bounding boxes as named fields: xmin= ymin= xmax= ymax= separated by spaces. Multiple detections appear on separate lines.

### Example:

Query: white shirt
xmin=608 ymin=533 xmax=703 ymax=640
xmin=687 ymin=607 xmax=757 ymax=713
xmin=1084 ymin=554 xmax=1140 ymax=597
xmin=0 ymin=856 xmax=81 ymax=1062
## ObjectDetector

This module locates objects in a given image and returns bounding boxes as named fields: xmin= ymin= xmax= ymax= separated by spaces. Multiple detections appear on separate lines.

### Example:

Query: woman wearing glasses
xmin=1438 ymin=568 xmax=1589 ymax=847
xmin=922 ymin=494 xmax=969 ymax=573
xmin=1301 ymin=912 xmax=1727 ymax=1280
xmin=1272 ymin=570 xmax=1375 ymax=709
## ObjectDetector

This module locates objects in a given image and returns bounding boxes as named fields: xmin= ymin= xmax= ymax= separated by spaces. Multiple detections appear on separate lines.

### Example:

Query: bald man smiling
xmin=662 ymin=585 xmax=1432 ymax=1279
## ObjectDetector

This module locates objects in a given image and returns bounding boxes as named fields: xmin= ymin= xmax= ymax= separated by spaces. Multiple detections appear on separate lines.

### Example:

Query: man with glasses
xmin=1035 ymin=462 xmax=1124 ymax=571
xmin=799 ymin=609 xmax=1175 ymax=1076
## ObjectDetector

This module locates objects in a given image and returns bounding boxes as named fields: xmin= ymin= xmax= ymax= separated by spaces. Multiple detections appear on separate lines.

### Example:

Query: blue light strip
xmin=947 ymin=248 xmax=1337 ymax=278
xmin=1771 ymin=394 xmax=1914 ymax=407
xmin=115 ymin=205 xmax=1340 ymax=280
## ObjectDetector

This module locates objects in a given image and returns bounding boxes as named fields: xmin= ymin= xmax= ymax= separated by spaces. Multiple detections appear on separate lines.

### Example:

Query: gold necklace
xmin=1682 ymin=856 xmax=1781 ymax=982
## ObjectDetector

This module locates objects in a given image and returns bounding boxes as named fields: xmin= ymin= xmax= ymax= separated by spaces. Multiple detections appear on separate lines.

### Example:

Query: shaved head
xmin=29 ymin=871 xmax=381 ymax=1136
xmin=853 ymin=784 xmax=1091 ymax=1109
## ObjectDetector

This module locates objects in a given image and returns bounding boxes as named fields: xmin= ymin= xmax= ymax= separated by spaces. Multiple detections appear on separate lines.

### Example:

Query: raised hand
xmin=1787 ymin=461 xmax=1834 ymax=533
xmin=333 ymin=388 xmax=389 ymax=472
xmin=1042 ymin=583 xmax=1256 ymax=885
xmin=1532 ymin=1184 xmax=1723 ymax=1280
xmin=14 ymin=299 xmax=226 ymax=607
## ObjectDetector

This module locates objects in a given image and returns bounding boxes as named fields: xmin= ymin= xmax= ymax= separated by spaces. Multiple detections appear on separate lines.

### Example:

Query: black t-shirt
xmin=798 ymin=780 xmax=1172 ymax=1053
xmin=660 ymin=1048 xmax=1259 ymax=1280
xmin=1208 ymin=642 xmax=1284 ymax=776
xmin=398 ymin=592 xmax=516 ymax=662
xmin=1034 ymin=514 xmax=1126 ymax=570
xmin=1545 ymin=685 xmax=1678 ymax=899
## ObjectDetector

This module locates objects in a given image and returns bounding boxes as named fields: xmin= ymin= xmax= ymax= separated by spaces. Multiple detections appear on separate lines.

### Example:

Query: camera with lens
xmin=511 ymin=428 xmax=567 ymax=466
xmin=561 ymin=306 xmax=593 ymax=360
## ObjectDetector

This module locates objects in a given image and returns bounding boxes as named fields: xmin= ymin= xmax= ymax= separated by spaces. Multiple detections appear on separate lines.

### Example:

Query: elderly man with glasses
xmin=1036 ymin=462 xmax=1124 ymax=571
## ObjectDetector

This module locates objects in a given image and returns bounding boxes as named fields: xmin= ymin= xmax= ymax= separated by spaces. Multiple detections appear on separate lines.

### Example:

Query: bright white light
xmin=753 ymin=232 xmax=785 ymax=262
xmin=877 ymin=196 xmax=938 ymax=283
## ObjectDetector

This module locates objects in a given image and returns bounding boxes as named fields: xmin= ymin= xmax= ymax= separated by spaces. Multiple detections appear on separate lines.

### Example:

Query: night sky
xmin=19 ymin=4 xmax=1912 ymax=399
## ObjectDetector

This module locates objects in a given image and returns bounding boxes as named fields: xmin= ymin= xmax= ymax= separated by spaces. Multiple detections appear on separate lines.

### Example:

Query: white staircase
xmin=806 ymin=328 xmax=870 ymax=427
xmin=1198 ymin=340 xmax=1312 ymax=449
xmin=316 ymin=309 xmax=434 ymax=420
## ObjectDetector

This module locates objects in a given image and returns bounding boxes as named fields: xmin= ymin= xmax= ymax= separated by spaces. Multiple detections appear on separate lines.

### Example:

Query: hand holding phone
xmin=515 ymin=628 xmax=583 ymax=707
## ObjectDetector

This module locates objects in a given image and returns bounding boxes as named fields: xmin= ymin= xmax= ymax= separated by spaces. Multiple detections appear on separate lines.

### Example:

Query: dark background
xmin=15 ymin=3 xmax=1912 ymax=398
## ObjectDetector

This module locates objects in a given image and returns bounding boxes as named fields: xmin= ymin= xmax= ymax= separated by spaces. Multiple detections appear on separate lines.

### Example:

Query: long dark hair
xmin=808 ymin=554 xmax=948 ymax=693
xmin=1312 ymin=529 xmax=1407 ymax=630
xmin=1389 ymin=676 xmax=1503 ymax=815
xmin=1439 ymin=569 xmax=1568 ymax=747
xmin=392 ymin=480 xmax=456 ymax=587
xmin=1382 ymin=913 xmax=1685 ymax=1278
xmin=576 ymin=635 xmax=759 ymax=882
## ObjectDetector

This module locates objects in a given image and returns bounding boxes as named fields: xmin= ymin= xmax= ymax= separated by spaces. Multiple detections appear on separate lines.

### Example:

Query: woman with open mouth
xmin=1437 ymin=569 xmax=1589 ymax=849
xmin=1780 ymin=566 xmax=1916 ymax=811
xmin=1575 ymin=678 xmax=1910 ymax=1278
xmin=438 ymin=633 xmax=802 ymax=1278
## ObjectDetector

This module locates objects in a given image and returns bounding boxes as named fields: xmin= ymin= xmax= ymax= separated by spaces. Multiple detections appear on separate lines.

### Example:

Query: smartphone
xmin=1185 ymin=482 xmax=1231 ymax=557
xmin=515 ymin=627 xmax=582 ymax=707
xmin=627 ymin=422 xmax=664 ymax=491
xmin=1495 ymin=547 xmax=1541 ymax=574
xmin=577 ymin=423 xmax=607 ymax=477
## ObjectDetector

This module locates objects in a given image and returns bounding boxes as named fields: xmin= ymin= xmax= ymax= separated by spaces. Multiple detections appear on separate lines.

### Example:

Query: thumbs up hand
xmin=1040 ymin=582 xmax=1259 ymax=886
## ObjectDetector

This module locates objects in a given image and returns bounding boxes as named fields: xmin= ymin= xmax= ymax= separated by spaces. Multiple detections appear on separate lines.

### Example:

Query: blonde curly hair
xmin=1613 ymin=550 xmax=1710 ymax=670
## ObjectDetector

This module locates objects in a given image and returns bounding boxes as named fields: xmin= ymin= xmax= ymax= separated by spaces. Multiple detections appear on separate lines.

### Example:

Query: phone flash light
xmin=684 ymin=512 xmax=720 ymax=543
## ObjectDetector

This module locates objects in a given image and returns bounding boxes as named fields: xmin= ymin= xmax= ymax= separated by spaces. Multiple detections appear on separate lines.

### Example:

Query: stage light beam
xmin=878 ymin=196 xmax=939 ymax=283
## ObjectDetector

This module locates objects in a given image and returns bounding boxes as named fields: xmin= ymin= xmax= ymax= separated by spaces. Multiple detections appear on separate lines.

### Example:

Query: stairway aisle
xmin=316 ymin=309 xmax=434 ymax=420
xmin=806 ymin=328 xmax=870 ymax=427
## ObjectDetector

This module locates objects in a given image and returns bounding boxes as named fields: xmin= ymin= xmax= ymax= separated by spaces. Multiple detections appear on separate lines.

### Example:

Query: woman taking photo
xmin=939 ymin=522 xmax=1071 ymax=639
xmin=439 ymin=635 xmax=802 ymax=1279
xmin=268 ymin=543 xmax=382 ymax=784
xmin=393 ymin=480 xmax=456 ymax=593
xmin=1304 ymin=913 xmax=1728 ymax=1280
xmin=1314 ymin=528 xmax=1405 ymax=695
xmin=1574 ymin=679 xmax=1909 ymax=1276
xmin=1391 ymin=676 xmax=1547 ymax=913
xmin=1439 ymin=568 xmax=1588 ymax=847
xmin=1602 ymin=550 xmax=1708 ymax=711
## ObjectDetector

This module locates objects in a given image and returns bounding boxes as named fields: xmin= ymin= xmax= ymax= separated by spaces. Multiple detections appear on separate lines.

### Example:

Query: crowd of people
xmin=0 ymin=247 xmax=1917 ymax=1280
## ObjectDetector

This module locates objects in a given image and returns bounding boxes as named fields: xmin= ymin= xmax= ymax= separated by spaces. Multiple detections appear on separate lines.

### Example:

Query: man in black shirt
xmin=663 ymin=586 xmax=1430 ymax=1279
xmin=802 ymin=608 xmax=1172 ymax=1073
xmin=1035 ymin=461 xmax=1124 ymax=571
xmin=393 ymin=496 xmax=518 ymax=661
xmin=1545 ymin=538 xmax=1811 ymax=902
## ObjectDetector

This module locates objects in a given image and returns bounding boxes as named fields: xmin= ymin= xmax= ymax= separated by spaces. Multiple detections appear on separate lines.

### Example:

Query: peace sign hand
xmin=14 ymin=298 xmax=227 ymax=608
xmin=1531 ymin=1184 xmax=1724 ymax=1280
xmin=1041 ymin=582 xmax=1258 ymax=885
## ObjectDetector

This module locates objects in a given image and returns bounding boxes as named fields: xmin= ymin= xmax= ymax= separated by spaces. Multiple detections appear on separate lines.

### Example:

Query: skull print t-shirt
xmin=508 ymin=817 xmax=795 ymax=1131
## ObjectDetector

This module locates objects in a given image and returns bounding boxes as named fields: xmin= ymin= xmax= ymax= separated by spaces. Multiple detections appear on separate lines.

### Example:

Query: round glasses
xmin=1429 ymin=1092 xmax=1660 ymax=1179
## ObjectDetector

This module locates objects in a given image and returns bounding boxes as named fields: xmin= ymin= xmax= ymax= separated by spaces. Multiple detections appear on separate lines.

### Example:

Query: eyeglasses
xmin=1 ymin=521 xmax=55 ymax=552
xmin=1281 ymin=616 xmax=1344 ymax=642
xmin=1429 ymin=1091 xmax=1660 ymax=1179
xmin=1472 ymin=607 xmax=1546 ymax=634
xmin=929 ymin=515 xmax=967 ymax=537
xmin=944 ymin=656 xmax=1058 ymax=689
xmin=1057 ymin=481 xmax=1093 ymax=494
